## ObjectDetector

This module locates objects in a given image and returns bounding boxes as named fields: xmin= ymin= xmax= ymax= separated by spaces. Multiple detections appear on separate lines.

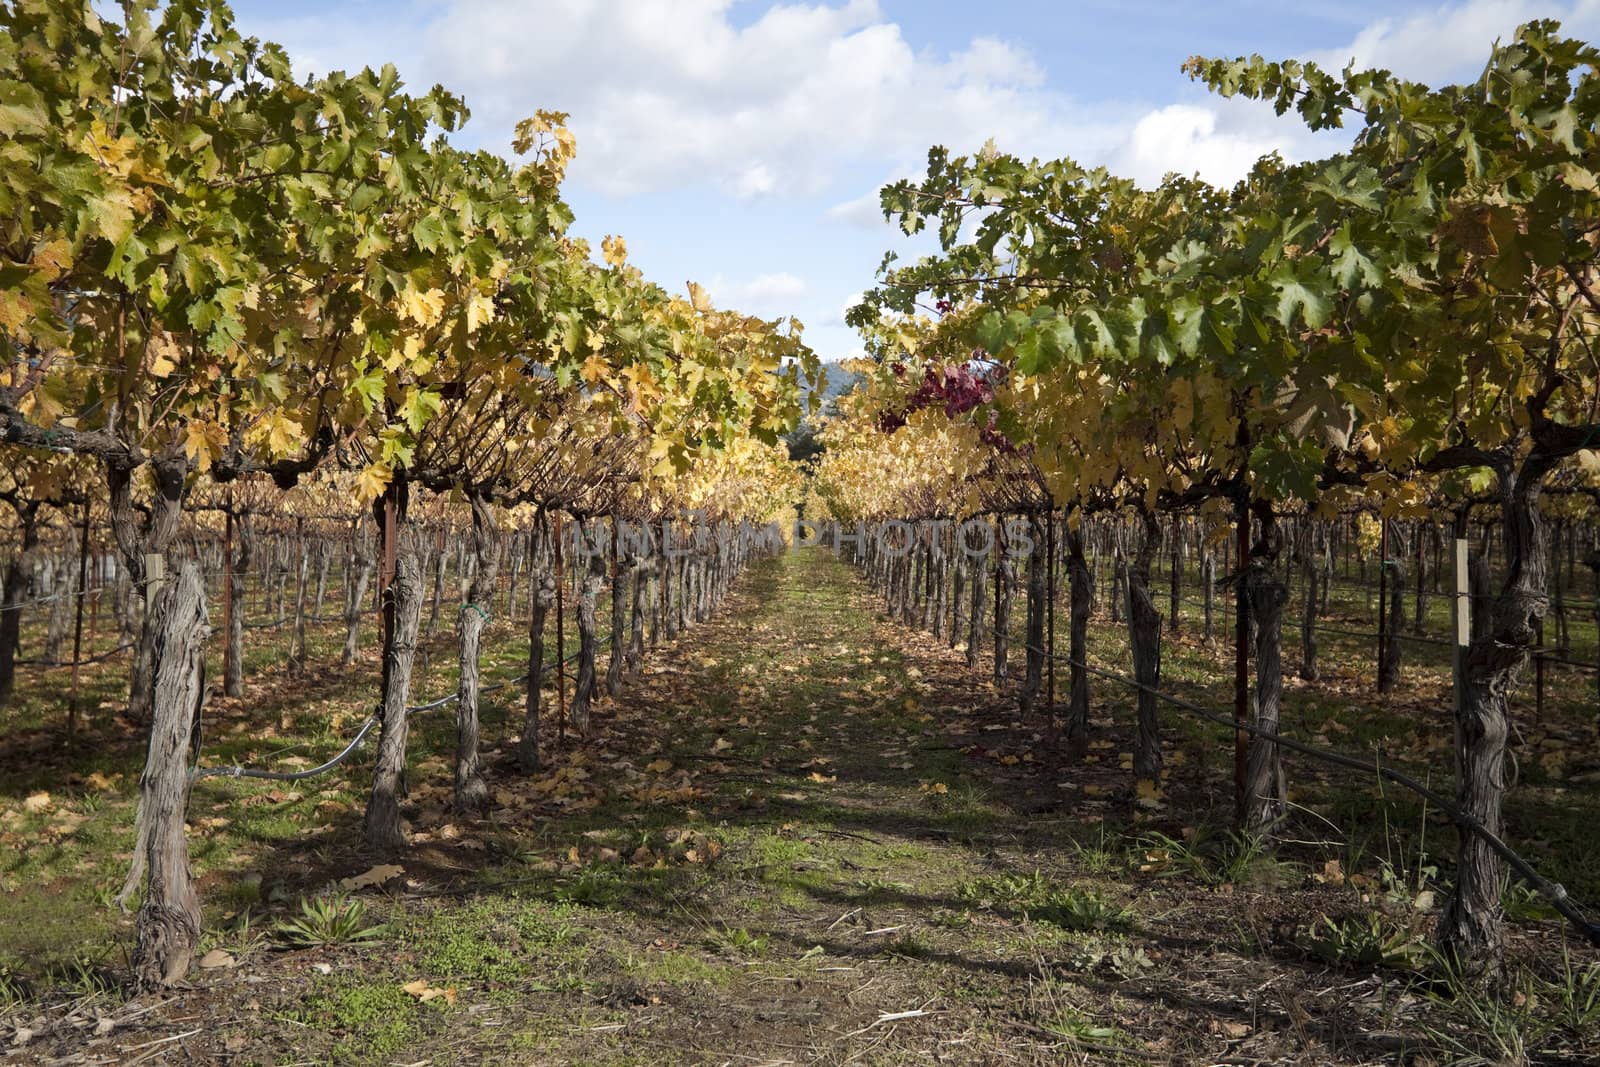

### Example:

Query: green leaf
xmin=413 ymin=213 xmax=444 ymax=253
xmin=1328 ymin=224 xmax=1380 ymax=289
xmin=1268 ymin=264 xmax=1332 ymax=330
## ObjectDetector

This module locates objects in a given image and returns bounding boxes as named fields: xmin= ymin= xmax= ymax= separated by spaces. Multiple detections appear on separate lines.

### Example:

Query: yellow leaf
xmin=807 ymin=771 xmax=836 ymax=784
xmin=355 ymin=462 xmax=392 ymax=504
xmin=31 ymin=239 xmax=72 ymax=283
xmin=265 ymin=412 xmax=299 ymax=457
xmin=601 ymin=235 xmax=627 ymax=268
xmin=400 ymin=285 xmax=445 ymax=328
xmin=687 ymin=281 xmax=712 ymax=312
xmin=645 ymin=758 xmax=673 ymax=774
xmin=465 ymin=292 xmax=495 ymax=334
xmin=579 ymin=353 xmax=610 ymax=385
xmin=183 ymin=420 xmax=226 ymax=472
xmin=23 ymin=791 xmax=51 ymax=813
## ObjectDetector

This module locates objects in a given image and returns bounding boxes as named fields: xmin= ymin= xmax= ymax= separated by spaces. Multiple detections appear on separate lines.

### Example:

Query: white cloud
xmin=704 ymin=272 xmax=809 ymax=315
xmin=242 ymin=0 xmax=1600 ymax=365
xmin=826 ymin=189 xmax=889 ymax=226
xmin=1114 ymin=97 xmax=1343 ymax=188
xmin=254 ymin=0 xmax=1120 ymax=201
xmin=1307 ymin=0 xmax=1600 ymax=83
xmin=1107 ymin=0 xmax=1600 ymax=190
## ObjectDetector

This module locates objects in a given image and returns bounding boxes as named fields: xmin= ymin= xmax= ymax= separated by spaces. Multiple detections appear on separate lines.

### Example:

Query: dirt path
xmin=5 ymin=548 xmax=1551 ymax=1065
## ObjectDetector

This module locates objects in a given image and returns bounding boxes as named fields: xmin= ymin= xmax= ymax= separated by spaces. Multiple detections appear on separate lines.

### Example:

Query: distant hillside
xmin=816 ymin=362 xmax=864 ymax=414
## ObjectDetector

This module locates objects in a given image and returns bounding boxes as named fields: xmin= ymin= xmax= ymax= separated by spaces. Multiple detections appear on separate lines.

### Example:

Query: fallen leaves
xmin=401 ymin=979 xmax=458 ymax=1006
xmin=338 ymin=864 xmax=404 ymax=893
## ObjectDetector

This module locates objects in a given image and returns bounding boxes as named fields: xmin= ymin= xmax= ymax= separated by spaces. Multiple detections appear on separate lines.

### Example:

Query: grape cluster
xmin=877 ymin=362 xmax=1022 ymax=454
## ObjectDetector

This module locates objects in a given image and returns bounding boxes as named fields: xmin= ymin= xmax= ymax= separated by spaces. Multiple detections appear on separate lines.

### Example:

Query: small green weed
xmin=708 ymin=925 xmax=768 ymax=957
xmin=958 ymin=871 xmax=1132 ymax=931
xmin=1137 ymin=827 xmax=1280 ymax=887
xmin=1297 ymin=912 xmax=1425 ymax=970
xmin=273 ymin=896 xmax=387 ymax=949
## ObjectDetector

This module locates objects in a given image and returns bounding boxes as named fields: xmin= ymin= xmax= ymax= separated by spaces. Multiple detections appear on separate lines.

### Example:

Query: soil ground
xmin=3 ymin=547 xmax=1598 ymax=1065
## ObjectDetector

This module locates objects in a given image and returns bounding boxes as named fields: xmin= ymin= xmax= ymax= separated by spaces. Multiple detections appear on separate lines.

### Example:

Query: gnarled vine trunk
xmin=568 ymin=522 xmax=605 ymax=737
xmin=1065 ymin=526 xmax=1093 ymax=759
xmin=1436 ymin=459 xmax=1557 ymax=977
xmin=966 ymin=529 xmax=986 ymax=669
xmin=454 ymin=495 xmax=499 ymax=813
xmin=109 ymin=457 xmax=186 ymax=724
xmin=1128 ymin=513 xmax=1162 ymax=783
xmin=224 ymin=515 xmax=252 ymax=698
xmin=993 ymin=520 xmax=1014 ymax=685
xmin=0 ymin=503 xmax=39 ymax=707
xmin=125 ymin=563 xmax=208 ymax=991
xmin=1243 ymin=551 xmax=1288 ymax=835
xmin=1020 ymin=515 xmax=1046 ymax=713
xmin=521 ymin=522 xmax=555 ymax=773
xmin=364 ymin=547 xmax=421 ymax=852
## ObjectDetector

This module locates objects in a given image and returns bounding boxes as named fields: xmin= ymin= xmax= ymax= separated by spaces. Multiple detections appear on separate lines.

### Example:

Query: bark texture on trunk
xmin=0 ymin=504 xmax=39 ymax=707
xmin=1437 ymin=458 xmax=1554 ymax=977
xmin=1243 ymin=558 xmax=1288 ymax=833
xmin=966 ymin=537 xmax=986 ymax=670
xmin=1065 ymin=528 xmax=1093 ymax=759
xmin=950 ymin=552 xmax=966 ymax=650
xmin=454 ymin=496 xmax=499 ymax=813
xmin=1380 ymin=530 xmax=1406 ymax=692
xmin=364 ymin=548 xmax=421 ymax=852
xmin=609 ymin=531 xmax=630 ymax=697
xmin=1128 ymin=515 xmax=1163 ymax=783
xmin=1020 ymin=515 xmax=1046 ymax=713
xmin=110 ymin=457 xmax=185 ymax=724
xmin=1300 ymin=523 xmax=1323 ymax=682
xmin=568 ymin=524 xmax=605 ymax=737
xmin=225 ymin=516 xmax=252 ymax=698
xmin=124 ymin=563 xmax=208 ymax=991
xmin=520 ymin=524 xmax=555 ymax=773
xmin=1168 ymin=522 xmax=1183 ymax=634
xmin=993 ymin=521 xmax=1014 ymax=685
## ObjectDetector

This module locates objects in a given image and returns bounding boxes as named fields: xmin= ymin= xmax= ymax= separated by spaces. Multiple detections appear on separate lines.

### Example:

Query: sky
xmin=225 ymin=0 xmax=1600 ymax=364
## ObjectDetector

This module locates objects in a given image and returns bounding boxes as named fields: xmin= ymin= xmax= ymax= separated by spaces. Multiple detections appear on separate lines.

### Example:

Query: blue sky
xmin=227 ymin=0 xmax=1600 ymax=363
